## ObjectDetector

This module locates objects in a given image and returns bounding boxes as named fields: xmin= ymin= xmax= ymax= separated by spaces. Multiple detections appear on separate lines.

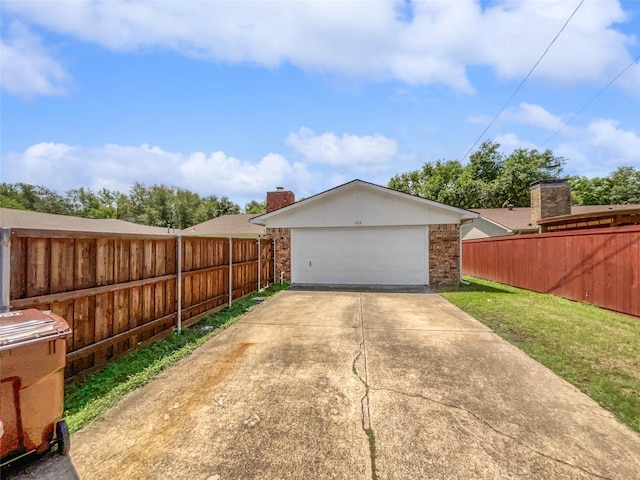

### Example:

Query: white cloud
xmin=472 ymin=0 xmax=633 ymax=86
xmin=1 ymin=142 xmax=315 ymax=204
xmin=180 ymin=151 xmax=303 ymax=197
xmin=2 ymin=0 xmax=638 ymax=95
xmin=583 ymin=119 xmax=640 ymax=167
xmin=286 ymin=127 xmax=398 ymax=171
xmin=494 ymin=133 xmax=538 ymax=152
xmin=494 ymin=111 xmax=640 ymax=177
xmin=0 ymin=21 xmax=70 ymax=98
xmin=503 ymin=103 xmax=567 ymax=132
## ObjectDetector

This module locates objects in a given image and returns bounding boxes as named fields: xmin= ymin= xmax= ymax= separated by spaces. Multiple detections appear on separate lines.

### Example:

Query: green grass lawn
xmin=437 ymin=277 xmax=640 ymax=434
xmin=64 ymin=284 xmax=289 ymax=433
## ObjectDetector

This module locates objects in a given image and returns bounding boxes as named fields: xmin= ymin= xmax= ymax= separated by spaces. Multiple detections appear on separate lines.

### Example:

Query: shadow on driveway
xmin=2 ymin=450 xmax=80 ymax=480
xmin=290 ymin=284 xmax=432 ymax=294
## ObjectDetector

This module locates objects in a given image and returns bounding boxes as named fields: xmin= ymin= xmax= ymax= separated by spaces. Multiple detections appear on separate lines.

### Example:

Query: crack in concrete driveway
xmin=6 ymin=290 xmax=640 ymax=480
xmin=372 ymin=387 xmax=613 ymax=480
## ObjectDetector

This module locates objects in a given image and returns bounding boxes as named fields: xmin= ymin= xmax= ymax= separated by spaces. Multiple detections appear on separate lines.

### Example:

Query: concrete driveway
xmin=8 ymin=290 xmax=640 ymax=479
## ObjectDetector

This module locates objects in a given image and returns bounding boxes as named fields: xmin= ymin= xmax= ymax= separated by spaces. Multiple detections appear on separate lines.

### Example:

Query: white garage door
xmin=291 ymin=227 xmax=428 ymax=285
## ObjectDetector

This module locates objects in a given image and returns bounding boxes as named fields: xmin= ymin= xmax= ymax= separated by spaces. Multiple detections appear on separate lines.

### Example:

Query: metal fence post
xmin=257 ymin=238 xmax=261 ymax=292
xmin=1 ymin=228 xmax=11 ymax=313
xmin=176 ymin=235 xmax=182 ymax=332
xmin=228 ymin=237 xmax=233 ymax=308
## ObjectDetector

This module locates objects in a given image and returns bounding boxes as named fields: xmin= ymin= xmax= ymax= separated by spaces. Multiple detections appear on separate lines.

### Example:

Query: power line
xmin=459 ymin=0 xmax=585 ymax=162
xmin=542 ymin=54 xmax=640 ymax=146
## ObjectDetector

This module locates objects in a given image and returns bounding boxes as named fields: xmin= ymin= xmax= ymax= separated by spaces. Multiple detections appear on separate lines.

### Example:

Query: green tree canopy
xmin=388 ymin=141 xmax=565 ymax=208
xmin=244 ymin=200 xmax=266 ymax=214
xmin=569 ymin=167 xmax=640 ymax=205
xmin=1 ymin=183 xmax=74 ymax=214
xmin=0 ymin=181 xmax=241 ymax=229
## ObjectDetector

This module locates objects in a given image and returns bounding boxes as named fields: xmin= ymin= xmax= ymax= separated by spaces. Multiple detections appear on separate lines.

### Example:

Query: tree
xmin=66 ymin=187 xmax=111 ymax=218
xmin=144 ymin=184 xmax=176 ymax=227
xmin=496 ymin=148 xmax=564 ymax=206
xmin=468 ymin=140 xmax=503 ymax=183
xmin=569 ymin=176 xmax=612 ymax=205
xmin=0 ymin=196 xmax=26 ymax=210
xmin=2 ymin=180 xmax=242 ymax=228
xmin=569 ymin=167 xmax=640 ymax=205
xmin=0 ymin=183 xmax=73 ymax=214
xmin=609 ymin=166 xmax=640 ymax=204
xmin=388 ymin=142 xmax=565 ymax=208
xmin=389 ymin=160 xmax=465 ymax=205
xmin=174 ymin=187 xmax=203 ymax=229
xmin=244 ymin=200 xmax=266 ymax=214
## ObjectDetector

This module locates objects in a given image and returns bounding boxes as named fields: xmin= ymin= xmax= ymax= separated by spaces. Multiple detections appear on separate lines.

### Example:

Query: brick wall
xmin=266 ymin=190 xmax=295 ymax=213
xmin=429 ymin=224 xmax=460 ymax=285
xmin=530 ymin=180 xmax=571 ymax=225
xmin=266 ymin=227 xmax=291 ymax=282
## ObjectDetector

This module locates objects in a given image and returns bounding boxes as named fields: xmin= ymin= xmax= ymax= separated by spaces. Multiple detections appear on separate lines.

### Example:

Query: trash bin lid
xmin=0 ymin=309 xmax=72 ymax=351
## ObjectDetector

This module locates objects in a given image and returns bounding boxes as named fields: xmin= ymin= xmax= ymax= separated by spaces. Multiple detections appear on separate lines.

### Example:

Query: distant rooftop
xmin=0 ymin=208 xmax=173 ymax=235
xmin=471 ymin=204 xmax=640 ymax=231
xmin=182 ymin=214 xmax=265 ymax=237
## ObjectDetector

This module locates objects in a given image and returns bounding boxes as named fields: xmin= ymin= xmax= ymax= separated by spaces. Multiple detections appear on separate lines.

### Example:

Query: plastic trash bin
xmin=0 ymin=309 xmax=72 ymax=467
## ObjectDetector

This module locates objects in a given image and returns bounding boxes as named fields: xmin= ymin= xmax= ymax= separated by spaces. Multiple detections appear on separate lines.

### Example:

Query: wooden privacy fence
xmin=0 ymin=228 xmax=275 ymax=379
xmin=462 ymin=225 xmax=640 ymax=318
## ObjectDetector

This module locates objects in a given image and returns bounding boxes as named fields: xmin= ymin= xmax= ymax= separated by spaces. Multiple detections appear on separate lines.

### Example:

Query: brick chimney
xmin=265 ymin=187 xmax=295 ymax=283
xmin=266 ymin=187 xmax=295 ymax=213
xmin=530 ymin=179 xmax=571 ymax=225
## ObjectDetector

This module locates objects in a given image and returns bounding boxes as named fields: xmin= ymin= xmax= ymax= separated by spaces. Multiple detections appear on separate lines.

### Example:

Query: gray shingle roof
xmin=182 ymin=214 xmax=265 ymax=237
xmin=471 ymin=204 xmax=640 ymax=231
xmin=0 ymin=208 xmax=173 ymax=235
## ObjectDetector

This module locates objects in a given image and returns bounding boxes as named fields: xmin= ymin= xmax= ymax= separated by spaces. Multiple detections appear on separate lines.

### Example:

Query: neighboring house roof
xmin=538 ymin=207 xmax=640 ymax=231
xmin=251 ymin=179 xmax=477 ymax=227
xmin=469 ymin=207 xmax=537 ymax=233
xmin=182 ymin=214 xmax=265 ymax=237
xmin=470 ymin=204 xmax=640 ymax=232
xmin=0 ymin=208 xmax=173 ymax=235
xmin=570 ymin=204 xmax=640 ymax=214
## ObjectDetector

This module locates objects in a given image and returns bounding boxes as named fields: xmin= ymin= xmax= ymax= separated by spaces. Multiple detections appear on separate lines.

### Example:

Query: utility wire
xmin=542 ymin=54 xmax=640 ymax=146
xmin=459 ymin=0 xmax=584 ymax=162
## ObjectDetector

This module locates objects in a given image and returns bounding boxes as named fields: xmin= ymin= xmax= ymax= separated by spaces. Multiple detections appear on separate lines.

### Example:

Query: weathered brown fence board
xmin=6 ymin=229 xmax=274 ymax=379
xmin=462 ymin=226 xmax=640 ymax=317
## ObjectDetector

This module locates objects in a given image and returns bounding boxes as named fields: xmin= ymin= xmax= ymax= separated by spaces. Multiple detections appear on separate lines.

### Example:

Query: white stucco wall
xmin=461 ymin=217 xmax=512 ymax=240
xmin=261 ymin=184 xmax=468 ymax=228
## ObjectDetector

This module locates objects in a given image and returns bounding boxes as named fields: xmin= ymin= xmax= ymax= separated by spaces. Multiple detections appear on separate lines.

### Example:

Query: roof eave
xmin=250 ymin=179 xmax=478 ymax=224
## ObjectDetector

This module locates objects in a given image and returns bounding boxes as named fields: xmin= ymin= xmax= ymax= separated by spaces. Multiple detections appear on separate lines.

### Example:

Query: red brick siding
xmin=266 ymin=191 xmax=295 ymax=213
xmin=266 ymin=227 xmax=291 ymax=282
xmin=429 ymin=224 xmax=460 ymax=285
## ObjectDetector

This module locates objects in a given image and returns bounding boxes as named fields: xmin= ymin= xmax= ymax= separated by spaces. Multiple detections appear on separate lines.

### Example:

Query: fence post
xmin=0 ymin=228 xmax=10 ymax=313
xmin=272 ymin=238 xmax=276 ymax=285
xmin=257 ymin=238 xmax=261 ymax=292
xmin=228 ymin=237 xmax=233 ymax=308
xmin=176 ymin=235 xmax=182 ymax=332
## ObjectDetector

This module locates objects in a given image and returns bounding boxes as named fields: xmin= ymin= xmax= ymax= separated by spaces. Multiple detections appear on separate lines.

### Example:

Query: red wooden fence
xmin=4 ymin=229 xmax=274 ymax=379
xmin=462 ymin=226 xmax=640 ymax=318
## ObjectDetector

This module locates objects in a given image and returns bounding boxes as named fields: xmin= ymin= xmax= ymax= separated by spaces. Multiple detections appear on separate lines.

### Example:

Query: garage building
xmin=251 ymin=180 xmax=477 ymax=286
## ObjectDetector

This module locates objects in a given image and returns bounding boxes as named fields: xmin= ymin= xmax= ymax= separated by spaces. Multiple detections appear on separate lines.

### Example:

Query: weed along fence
xmin=0 ymin=228 xmax=275 ymax=379
xmin=462 ymin=225 xmax=640 ymax=318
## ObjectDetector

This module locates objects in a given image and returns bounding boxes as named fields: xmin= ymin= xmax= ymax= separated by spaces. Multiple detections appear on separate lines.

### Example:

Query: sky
xmin=1 ymin=0 xmax=639 ymax=208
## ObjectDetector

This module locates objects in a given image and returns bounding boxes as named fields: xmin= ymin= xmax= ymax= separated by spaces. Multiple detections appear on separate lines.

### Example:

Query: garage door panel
xmin=292 ymin=227 xmax=428 ymax=285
